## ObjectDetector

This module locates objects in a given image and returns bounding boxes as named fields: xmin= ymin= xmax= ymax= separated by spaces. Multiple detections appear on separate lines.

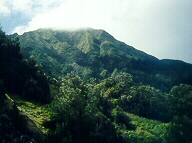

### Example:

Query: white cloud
xmin=0 ymin=0 xmax=11 ymax=16
xmin=11 ymin=0 xmax=134 ymax=33
xmin=9 ymin=0 xmax=192 ymax=63
xmin=1 ymin=0 xmax=64 ymax=18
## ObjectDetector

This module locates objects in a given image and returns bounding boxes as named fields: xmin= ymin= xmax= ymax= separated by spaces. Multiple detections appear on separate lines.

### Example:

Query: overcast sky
xmin=1 ymin=0 xmax=192 ymax=64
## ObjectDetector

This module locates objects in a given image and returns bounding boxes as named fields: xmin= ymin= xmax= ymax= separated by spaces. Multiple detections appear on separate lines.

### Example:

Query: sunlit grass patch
xmin=121 ymin=113 xmax=169 ymax=143
xmin=8 ymin=94 xmax=51 ymax=134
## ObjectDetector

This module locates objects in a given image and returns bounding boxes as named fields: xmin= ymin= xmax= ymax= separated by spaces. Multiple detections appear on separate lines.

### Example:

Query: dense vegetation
xmin=45 ymin=73 xmax=192 ymax=143
xmin=0 ymin=29 xmax=50 ymax=103
xmin=14 ymin=28 xmax=192 ymax=92
xmin=0 ymin=27 xmax=50 ymax=142
xmin=1 ymin=27 xmax=192 ymax=142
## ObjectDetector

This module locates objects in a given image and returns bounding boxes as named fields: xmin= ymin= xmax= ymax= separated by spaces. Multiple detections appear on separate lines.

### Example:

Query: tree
xmin=0 ymin=28 xmax=50 ymax=103
xmin=165 ymin=116 xmax=192 ymax=143
xmin=47 ymin=74 xmax=126 ymax=143
xmin=119 ymin=85 xmax=169 ymax=121
xmin=164 ymin=84 xmax=192 ymax=143
xmin=168 ymin=84 xmax=192 ymax=118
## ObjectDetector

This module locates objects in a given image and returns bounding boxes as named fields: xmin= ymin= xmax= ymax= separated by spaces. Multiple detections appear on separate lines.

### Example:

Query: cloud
xmin=0 ymin=1 xmax=11 ymax=16
xmin=1 ymin=0 xmax=64 ymax=18
xmin=7 ymin=0 xmax=192 ymax=63
xmin=11 ymin=0 xmax=135 ymax=33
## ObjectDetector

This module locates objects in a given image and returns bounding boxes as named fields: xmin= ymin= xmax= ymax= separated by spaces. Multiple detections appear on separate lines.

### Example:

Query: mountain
xmin=3 ymin=28 xmax=192 ymax=142
xmin=13 ymin=28 xmax=192 ymax=92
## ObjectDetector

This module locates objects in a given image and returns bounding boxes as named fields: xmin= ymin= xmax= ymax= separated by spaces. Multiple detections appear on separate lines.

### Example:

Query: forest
xmin=0 ymin=27 xmax=192 ymax=143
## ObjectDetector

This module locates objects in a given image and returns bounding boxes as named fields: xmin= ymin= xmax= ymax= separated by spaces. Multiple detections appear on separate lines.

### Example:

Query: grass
xmin=8 ymin=94 xmax=51 ymax=134
xmin=7 ymin=93 xmax=169 ymax=142
xmin=120 ymin=113 xmax=169 ymax=143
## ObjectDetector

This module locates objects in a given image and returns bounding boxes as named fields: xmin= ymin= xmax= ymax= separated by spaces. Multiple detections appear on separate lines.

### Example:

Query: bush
xmin=120 ymin=85 xmax=169 ymax=121
xmin=164 ymin=84 xmax=192 ymax=143
xmin=168 ymin=84 xmax=192 ymax=118
xmin=0 ymin=29 xmax=50 ymax=103
xmin=164 ymin=116 xmax=192 ymax=143
xmin=47 ymin=74 xmax=127 ymax=143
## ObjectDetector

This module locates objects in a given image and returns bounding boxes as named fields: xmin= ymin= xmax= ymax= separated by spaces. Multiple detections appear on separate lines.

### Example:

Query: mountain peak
xmin=12 ymin=28 xmax=192 ymax=92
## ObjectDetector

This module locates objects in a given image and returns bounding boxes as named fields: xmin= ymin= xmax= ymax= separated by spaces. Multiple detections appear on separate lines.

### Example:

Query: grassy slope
xmin=126 ymin=113 xmax=168 ymax=142
xmin=7 ymin=93 xmax=168 ymax=142
xmin=8 ymin=93 xmax=51 ymax=134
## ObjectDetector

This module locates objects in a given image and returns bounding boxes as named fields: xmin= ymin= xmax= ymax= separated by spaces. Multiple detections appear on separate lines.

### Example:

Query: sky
xmin=1 ymin=0 xmax=192 ymax=64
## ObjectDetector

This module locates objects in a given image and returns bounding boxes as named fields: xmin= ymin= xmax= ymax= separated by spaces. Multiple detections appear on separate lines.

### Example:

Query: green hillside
xmin=15 ymin=28 xmax=192 ymax=92
xmin=0 ymin=28 xmax=50 ymax=142
xmin=1 ymin=27 xmax=192 ymax=142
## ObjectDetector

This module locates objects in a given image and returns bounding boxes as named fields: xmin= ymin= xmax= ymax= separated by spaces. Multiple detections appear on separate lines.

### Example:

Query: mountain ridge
xmin=11 ymin=28 xmax=192 ymax=92
xmin=2 ymin=27 xmax=192 ymax=143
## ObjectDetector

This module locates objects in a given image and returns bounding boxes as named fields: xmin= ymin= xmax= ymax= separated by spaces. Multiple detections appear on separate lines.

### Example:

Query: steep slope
xmin=4 ymin=28 xmax=192 ymax=142
xmin=0 ymin=28 xmax=51 ymax=142
xmin=15 ymin=28 xmax=192 ymax=92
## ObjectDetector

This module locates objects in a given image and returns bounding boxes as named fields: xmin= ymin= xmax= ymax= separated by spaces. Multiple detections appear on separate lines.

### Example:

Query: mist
xmin=1 ymin=0 xmax=192 ymax=63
